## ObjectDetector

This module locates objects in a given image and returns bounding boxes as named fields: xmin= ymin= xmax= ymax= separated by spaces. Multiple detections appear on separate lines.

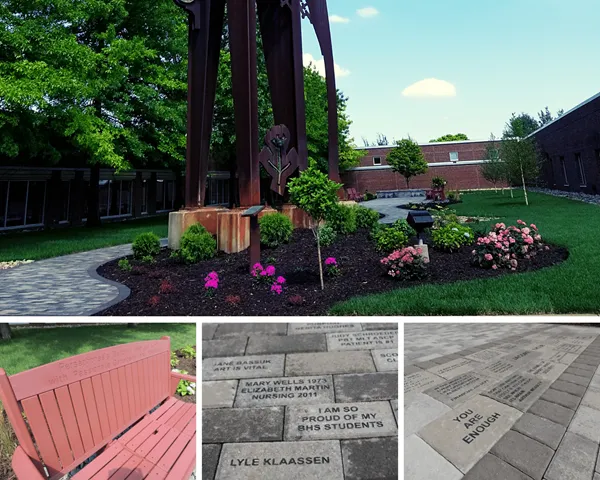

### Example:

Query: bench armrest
xmin=170 ymin=371 xmax=197 ymax=395
xmin=12 ymin=446 xmax=46 ymax=480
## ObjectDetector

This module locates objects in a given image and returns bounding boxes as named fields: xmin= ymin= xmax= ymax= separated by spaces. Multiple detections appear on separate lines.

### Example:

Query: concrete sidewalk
xmin=405 ymin=323 xmax=600 ymax=480
xmin=202 ymin=322 xmax=399 ymax=480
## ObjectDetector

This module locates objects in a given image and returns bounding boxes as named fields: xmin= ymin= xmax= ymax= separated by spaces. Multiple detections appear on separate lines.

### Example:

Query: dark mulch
xmin=96 ymin=229 xmax=568 ymax=316
xmin=172 ymin=345 xmax=196 ymax=404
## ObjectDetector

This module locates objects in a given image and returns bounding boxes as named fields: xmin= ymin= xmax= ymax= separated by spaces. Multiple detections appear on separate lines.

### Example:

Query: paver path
xmin=405 ymin=323 xmax=600 ymax=480
xmin=361 ymin=195 xmax=426 ymax=224
xmin=0 ymin=240 xmax=165 ymax=316
xmin=202 ymin=322 xmax=399 ymax=480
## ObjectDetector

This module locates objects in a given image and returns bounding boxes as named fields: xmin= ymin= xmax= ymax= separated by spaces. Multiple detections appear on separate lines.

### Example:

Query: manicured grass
xmin=0 ymin=215 xmax=169 ymax=262
xmin=330 ymin=190 xmax=600 ymax=315
xmin=0 ymin=323 xmax=196 ymax=375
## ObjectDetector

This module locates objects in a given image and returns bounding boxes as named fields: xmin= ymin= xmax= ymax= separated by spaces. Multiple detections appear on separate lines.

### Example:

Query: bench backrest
xmin=0 ymin=337 xmax=172 ymax=479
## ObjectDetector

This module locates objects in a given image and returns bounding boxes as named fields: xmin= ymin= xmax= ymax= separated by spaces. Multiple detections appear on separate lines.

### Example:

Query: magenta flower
xmin=325 ymin=257 xmax=337 ymax=266
xmin=276 ymin=276 xmax=286 ymax=284
xmin=265 ymin=265 xmax=276 ymax=276
xmin=271 ymin=284 xmax=283 ymax=295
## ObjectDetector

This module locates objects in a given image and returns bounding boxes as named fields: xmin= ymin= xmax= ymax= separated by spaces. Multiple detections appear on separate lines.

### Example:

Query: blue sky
xmin=300 ymin=0 xmax=600 ymax=145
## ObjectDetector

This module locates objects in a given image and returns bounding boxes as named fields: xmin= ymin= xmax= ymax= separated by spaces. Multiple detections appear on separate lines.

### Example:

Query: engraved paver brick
xmin=202 ymin=337 xmax=248 ymax=358
xmin=214 ymin=323 xmax=287 ymax=337
xmin=567 ymin=405 xmax=600 ymax=442
xmin=334 ymin=372 xmax=398 ymax=402
xmin=285 ymin=351 xmax=375 ymax=376
xmin=203 ymin=354 xmax=285 ymax=380
xmin=287 ymin=323 xmax=362 ymax=334
xmin=405 ymin=371 xmax=447 ymax=395
xmin=490 ymin=430 xmax=553 ymax=480
xmin=404 ymin=434 xmax=462 ymax=480
xmin=326 ymin=330 xmax=398 ymax=351
xmin=545 ymin=432 xmax=598 ymax=480
xmin=371 ymin=348 xmax=398 ymax=371
xmin=341 ymin=437 xmax=398 ymax=480
xmin=202 ymin=407 xmax=284 ymax=443
xmin=202 ymin=444 xmax=221 ymax=480
xmin=463 ymin=454 xmax=534 ymax=480
xmin=245 ymin=333 xmax=326 ymax=355
xmin=527 ymin=399 xmax=575 ymax=427
xmin=540 ymin=388 xmax=581 ymax=410
xmin=512 ymin=412 xmax=566 ymax=450
xmin=233 ymin=375 xmax=334 ymax=407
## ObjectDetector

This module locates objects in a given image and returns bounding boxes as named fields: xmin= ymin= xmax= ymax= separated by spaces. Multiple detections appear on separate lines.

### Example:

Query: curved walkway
xmin=0 ymin=240 xmax=165 ymax=316
xmin=361 ymin=195 xmax=427 ymax=223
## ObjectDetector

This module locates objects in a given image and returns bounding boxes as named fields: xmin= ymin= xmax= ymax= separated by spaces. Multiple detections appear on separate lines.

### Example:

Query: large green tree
xmin=429 ymin=133 xmax=469 ymax=143
xmin=386 ymin=138 xmax=428 ymax=188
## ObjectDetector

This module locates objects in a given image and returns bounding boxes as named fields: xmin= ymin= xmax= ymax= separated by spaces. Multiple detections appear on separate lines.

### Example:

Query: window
xmin=120 ymin=180 xmax=132 ymax=215
xmin=5 ymin=181 xmax=27 ymax=227
xmin=373 ymin=156 xmax=381 ymax=166
xmin=26 ymin=181 xmax=45 ymax=225
xmin=108 ymin=180 xmax=120 ymax=216
xmin=60 ymin=181 xmax=71 ymax=222
xmin=560 ymin=157 xmax=569 ymax=186
xmin=0 ymin=181 xmax=8 ymax=228
xmin=98 ymin=180 xmax=110 ymax=217
xmin=165 ymin=180 xmax=174 ymax=210
xmin=449 ymin=152 xmax=459 ymax=162
xmin=576 ymin=154 xmax=587 ymax=187
xmin=141 ymin=180 xmax=148 ymax=214
xmin=156 ymin=180 xmax=165 ymax=211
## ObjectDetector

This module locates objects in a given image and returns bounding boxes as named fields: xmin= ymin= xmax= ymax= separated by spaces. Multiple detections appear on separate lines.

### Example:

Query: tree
xmin=0 ymin=324 xmax=11 ymax=340
xmin=361 ymin=133 xmax=389 ymax=147
xmin=429 ymin=133 xmax=469 ymax=143
xmin=480 ymin=134 xmax=505 ymax=193
xmin=500 ymin=136 xmax=540 ymax=206
xmin=538 ymin=107 xmax=564 ymax=127
xmin=386 ymin=138 xmax=428 ymax=188
xmin=503 ymin=113 xmax=540 ymax=139
xmin=288 ymin=163 xmax=341 ymax=290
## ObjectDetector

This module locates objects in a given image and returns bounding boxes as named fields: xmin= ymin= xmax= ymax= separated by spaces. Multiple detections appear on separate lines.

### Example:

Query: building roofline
xmin=356 ymin=139 xmax=494 ymax=150
xmin=526 ymin=91 xmax=600 ymax=139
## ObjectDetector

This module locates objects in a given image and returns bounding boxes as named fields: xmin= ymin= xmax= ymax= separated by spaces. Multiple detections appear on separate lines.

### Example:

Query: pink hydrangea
xmin=270 ymin=284 xmax=283 ymax=295
xmin=484 ymin=253 xmax=493 ymax=261
xmin=517 ymin=219 xmax=526 ymax=225
xmin=325 ymin=257 xmax=337 ymax=266
xmin=265 ymin=265 xmax=276 ymax=276
xmin=492 ymin=264 xmax=498 ymax=270
xmin=276 ymin=276 xmax=286 ymax=284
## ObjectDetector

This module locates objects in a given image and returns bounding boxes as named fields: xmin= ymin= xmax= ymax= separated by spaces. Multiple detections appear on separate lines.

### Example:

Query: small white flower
xmin=451 ymin=227 xmax=458 ymax=232
xmin=464 ymin=232 xmax=470 ymax=237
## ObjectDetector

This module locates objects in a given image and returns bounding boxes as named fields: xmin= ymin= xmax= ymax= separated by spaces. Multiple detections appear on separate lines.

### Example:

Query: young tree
xmin=500 ymin=137 xmax=540 ymax=206
xmin=288 ymin=164 xmax=342 ymax=290
xmin=429 ymin=133 xmax=469 ymax=142
xmin=503 ymin=113 xmax=540 ymax=138
xmin=480 ymin=134 xmax=505 ymax=193
xmin=386 ymin=138 xmax=428 ymax=188
xmin=0 ymin=323 xmax=11 ymax=340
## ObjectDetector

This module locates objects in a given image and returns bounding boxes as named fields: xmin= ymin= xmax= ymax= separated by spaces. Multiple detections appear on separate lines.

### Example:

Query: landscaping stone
xmin=512 ymin=412 xmax=566 ymax=450
xmin=545 ymin=432 xmax=598 ymax=480
xmin=463 ymin=454 xmax=535 ymax=480
xmin=202 ymin=380 xmax=238 ymax=409
xmin=490 ymin=430 xmax=553 ymax=480
xmin=334 ymin=371 xmax=398 ymax=402
xmin=202 ymin=354 xmax=285 ymax=380
xmin=285 ymin=351 xmax=375 ymax=376
xmin=341 ymin=437 xmax=398 ymax=480
xmin=202 ymin=444 xmax=222 ymax=480
xmin=214 ymin=440 xmax=344 ymax=480
xmin=233 ymin=375 xmax=334 ymax=407
xmin=287 ymin=323 xmax=362 ymax=334
xmin=202 ymin=407 xmax=284 ymax=443
xmin=404 ymin=434 xmax=463 ymax=480
xmin=245 ymin=333 xmax=326 ymax=355
xmin=326 ymin=329 xmax=398 ymax=351
xmin=202 ymin=337 xmax=248 ymax=358
xmin=284 ymin=401 xmax=397 ymax=441
xmin=371 ymin=348 xmax=398 ymax=371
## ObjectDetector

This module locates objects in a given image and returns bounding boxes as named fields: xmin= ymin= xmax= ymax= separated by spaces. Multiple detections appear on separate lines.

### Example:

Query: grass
xmin=330 ymin=190 xmax=600 ymax=315
xmin=0 ymin=323 xmax=196 ymax=375
xmin=0 ymin=215 xmax=169 ymax=262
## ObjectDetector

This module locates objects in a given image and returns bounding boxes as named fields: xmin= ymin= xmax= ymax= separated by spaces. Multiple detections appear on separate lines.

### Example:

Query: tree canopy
xmin=386 ymin=138 xmax=428 ymax=188
xmin=429 ymin=133 xmax=469 ymax=143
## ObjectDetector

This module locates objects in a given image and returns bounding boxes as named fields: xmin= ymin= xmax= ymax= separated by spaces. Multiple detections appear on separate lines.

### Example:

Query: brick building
xmin=530 ymin=92 xmax=600 ymax=193
xmin=342 ymin=139 xmax=503 ymax=194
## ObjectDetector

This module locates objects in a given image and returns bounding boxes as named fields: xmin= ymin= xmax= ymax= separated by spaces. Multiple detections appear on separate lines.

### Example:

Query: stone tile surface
xmin=512 ymin=412 xmax=566 ymax=450
xmin=567 ymin=404 xmax=600 ymax=442
xmin=326 ymin=329 xmax=398 ymax=351
xmin=333 ymin=371 xmax=398 ymax=402
xmin=342 ymin=437 xmax=398 ymax=480
xmin=545 ymin=432 xmax=598 ymax=480
xmin=490 ymin=430 xmax=553 ymax=480
xmin=404 ymin=434 xmax=463 ymax=480
xmin=202 ymin=380 xmax=238 ymax=409
xmin=462 ymin=454 xmax=534 ymax=480
xmin=202 ymin=337 xmax=248 ymax=358
xmin=285 ymin=351 xmax=376 ymax=376
xmin=214 ymin=323 xmax=287 ymax=337
xmin=287 ymin=323 xmax=362 ymax=334
xmin=202 ymin=354 xmax=285 ymax=380
xmin=404 ymin=392 xmax=452 ymax=437
xmin=202 ymin=444 xmax=222 ymax=480
xmin=528 ymin=399 xmax=575 ymax=427
xmin=245 ymin=333 xmax=326 ymax=355
xmin=202 ymin=407 xmax=284 ymax=443
xmin=233 ymin=375 xmax=334 ymax=407
xmin=371 ymin=348 xmax=399 ymax=371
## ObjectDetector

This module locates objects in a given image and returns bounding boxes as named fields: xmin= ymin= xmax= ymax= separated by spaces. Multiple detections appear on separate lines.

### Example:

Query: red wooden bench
xmin=346 ymin=188 xmax=364 ymax=202
xmin=0 ymin=336 xmax=196 ymax=480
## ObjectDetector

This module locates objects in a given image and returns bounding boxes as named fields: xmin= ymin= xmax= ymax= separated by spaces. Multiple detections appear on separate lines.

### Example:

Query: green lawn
xmin=0 ymin=215 xmax=169 ymax=262
xmin=331 ymin=190 xmax=600 ymax=315
xmin=0 ymin=323 xmax=195 ymax=375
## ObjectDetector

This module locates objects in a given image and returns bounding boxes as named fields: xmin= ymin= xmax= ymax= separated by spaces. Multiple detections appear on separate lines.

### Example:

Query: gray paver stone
xmin=202 ymin=337 xmax=248 ymax=358
xmin=334 ymin=372 xmax=398 ymax=402
xmin=558 ymin=373 xmax=590 ymax=387
xmin=285 ymin=351 xmax=375 ymax=376
xmin=490 ymin=430 xmax=553 ymax=480
xmin=540 ymin=388 xmax=581 ymax=410
xmin=567 ymin=405 xmax=600 ymax=443
xmin=527 ymin=399 xmax=575 ymax=427
xmin=341 ymin=437 xmax=398 ymax=480
xmin=545 ymin=432 xmax=598 ymax=480
xmin=202 ymin=324 xmax=218 ymax=340
xmin=569 ymin=363 xmax=597 ymax=373
xmin=202 ymin=380 xmax=238 ymax=409
xmin=463 ymin=454 xmax=535 ymax=480
xmin=551 ymin=380 xmax=586 ymax=397
xmin=404 ymin=365 xmax=423 ymax=376
xmin=564 ymin=366 xmax=595 ymax=379
xmin=361 ymin=323 xmax=398 ymax=330
xmin=404 ymin=434 xmax=462 ymax=480
xmin=512 ymin=412 xmax=566 ymax=450
xmin=202 ymin=407 xmax=284 ymax=443
xmin=202 ymin=444 xmax=222 ymax=480
xmin=245 ymin=333 xmax=326 ymax=355
xmin=214 ymin=323 xmax=287 ymax=337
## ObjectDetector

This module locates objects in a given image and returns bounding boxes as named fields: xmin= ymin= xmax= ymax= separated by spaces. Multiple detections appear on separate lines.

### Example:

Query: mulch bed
xmin=97 ymin=229 xmax=568 ymax=316
xmin=172 ymin=345 xmax=196 ymax=404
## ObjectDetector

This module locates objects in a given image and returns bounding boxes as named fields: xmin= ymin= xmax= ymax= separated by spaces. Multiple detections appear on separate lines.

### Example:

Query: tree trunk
xmin=316 ymin=228 xmax=324 ymax=290
xmin=520 ymin=164 xmax=529 ymax=206
xmin=0 ymin=323 xmax=12 ymax=340
xmin=405 ymin=177 xmax=410 ymax=189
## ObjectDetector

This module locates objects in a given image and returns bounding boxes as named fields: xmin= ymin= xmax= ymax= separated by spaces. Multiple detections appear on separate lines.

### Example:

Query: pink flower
xmin=522 ymin=227 xmax=530 ymax=235
xmin=492 ymin=264 xmax=498 ymax=270
xmin=484 ymin=238 xmax=490 ymax=244
xmin=484 ymin=254 xmax=493 ymax=261
xmin=205 ymin=279 xmax=218 ymax=290
xmin=495 ymin=242 xmax=502 ymax=249
xmin=534 ymin=234 xmax=541 ymax=241
xmin=251 ymin=263 xmax=263 ymax=277
xmin=276 ymin=276 xmax=286 ymax=284
xmin=265 ymin=265 xmax=276 ymax=276
xmin=545 ymin=246 xmax=550 ymax=251
xmin=270 ymin=284 xmax=283 ymax=295
xmin=517 ymin=219 xmax=526 ymax=225
xmin=260 ymin=270 xmax=268 ymax=277
xmin=416 ymin=248 xmax=423 ymax=255
xmin=423 ymin=258 xmax=430 ymax=264
xmin=509 ymin=237 xmax=515 ymax=244
xmin=530 ymin=224 xmax=537 ymax=230
xmin=510 ymin=259 xmax=518 ymax=267
xmin=524 ymin=237 xmax=534 ymax=245
xmin=325 ymin=257 xmax=337 ymax=266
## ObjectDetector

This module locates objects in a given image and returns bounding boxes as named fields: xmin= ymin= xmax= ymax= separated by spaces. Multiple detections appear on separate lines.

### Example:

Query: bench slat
xmin=104 ymin=453 xmax=144 ymax=480
xmin=152 ymin=398 xmax=185 ymax=426
xmin=71 ymin=442 xmax=124 ymax=480
xmin=110 ymin=369 xmax=125 ymax=428
xmin=164 ymin=433 xmax=196 ymax=480
xmin=80 ymin=378 xmax=104 ymax=445
xmin=156 ymin=431 xmax=193 ymax=473
xmin=101 ymin=373 xmax=118 ymax=434
xmin=145 ymin=429 xmax=178 ymax=466
xmin=91 ymin=375 xmax=111 ymax=440
xmin=125 ymin=459 xmax=164 ymax=480
xmin=170 ymin=404 xmax=195 ymax=433
xmin=117 ymin=367 xmax=130 ymax=424
xmin=39 ymin=390 xmax=74 ymax=468
xmin=91 ymin=449 xmax=132 ymax=480
xmin=55 ymin=386 xmax=85 ymax=460
xmin=68 ymin=382 xmax=95 ymax=452
xmin=21 ymin=395 xmax=62 ymax=476
xmin=125 ymin=363 xmax=140 ymax=421
xmin=135 ymin=424 xmax=171 ymax=458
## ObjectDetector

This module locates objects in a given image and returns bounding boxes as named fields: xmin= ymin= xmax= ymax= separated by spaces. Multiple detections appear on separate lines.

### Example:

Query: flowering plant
xmin=204 ymin=271 xmax=219 ymax=296
xmin=472 ymin=220 xmax=547 ymax=270
xmin=324 ymin=257 xmax=341 ymax=277
xmin=251 ymin=263 xmax=278 ymax=283
xmin=270 ymin=276 xmax=286 ymax=295
xmin=380 ymin=246 xmax=429 ymax=280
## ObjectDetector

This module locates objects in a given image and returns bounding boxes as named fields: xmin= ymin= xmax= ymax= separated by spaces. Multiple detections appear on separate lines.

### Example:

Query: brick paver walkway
xmin=361 ymin=195 xmax=426 ymax=224
xmin=0 ymin=240 xmax=165 ymax=316
xmin=202 ymin=322 xmax=399 ymax=480
xmin=405 ymin=323 xmax=600 ymax=480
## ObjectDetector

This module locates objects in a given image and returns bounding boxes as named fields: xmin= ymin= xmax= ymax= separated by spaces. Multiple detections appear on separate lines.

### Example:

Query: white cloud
xmin=329 ymin=14 xmax=350 ymax=24
xmin=402 ymin=78 xmax=457 ymax=98
xmin=303 ymin=53 xmax=350 ymax=78
xmin=357 ymin=7 xmax=379 ymax=18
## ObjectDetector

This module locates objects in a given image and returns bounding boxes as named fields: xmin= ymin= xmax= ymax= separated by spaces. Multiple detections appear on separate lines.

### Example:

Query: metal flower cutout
xmin=259 ymin=125 xmax=299 ymax=196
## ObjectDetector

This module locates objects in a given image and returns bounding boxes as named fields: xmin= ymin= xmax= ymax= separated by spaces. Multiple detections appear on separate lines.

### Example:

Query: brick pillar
xmin=132 ymin=171 xmax=143 ymax=218
xmin=69 ymin=171 xmax=85 ymax=226
xmin=147 ymin=172 xmax=157 ymax=215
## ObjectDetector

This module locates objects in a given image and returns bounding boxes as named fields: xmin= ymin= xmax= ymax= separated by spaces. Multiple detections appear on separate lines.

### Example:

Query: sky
xmin=300 ymin=0 xmax=600 ymax=145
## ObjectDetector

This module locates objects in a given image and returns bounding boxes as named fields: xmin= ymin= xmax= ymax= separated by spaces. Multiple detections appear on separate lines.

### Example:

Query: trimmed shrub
xmin=354 ymin=206 xmax=380 ymax=230
xmin=373 ymin=226 xmax=409 ymax=253
xmin=326 ymin=203 xmax=357 ymax=235
xmin=392 ymin=219 xmax=416 ymax=239
xmin=185 ymin=223 xmax=208 ymax=235
xmin=259 ymin=213 xmax=293 ymax=248
xmin=432 ymin=222 xmax=474 ymax=252
xmin=179 ymin=230 xmax=216 ymax=264
xmin=132 ymin=232 xmax=161 ymax=259
xmin=317 ymin=224 xmax=337 ymax=247
xmin=364 ymin=191 xmax=377 ymax=201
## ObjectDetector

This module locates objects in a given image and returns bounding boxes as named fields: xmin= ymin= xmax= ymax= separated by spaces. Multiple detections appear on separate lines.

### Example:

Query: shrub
xmin=118 ymin=259 xmax=132 ymax=272
xmin=170 ymin=351 xmax=179 ymax=367
xmin=354 ymin=206 xmax=380 ymax=230
xmin=381 ymin=246 xmax=429 ymax=280
xmin=185 ymin=223 xmax=208 ymax=235
xmin=132 ymin=232 xmax=161 ymax=259
xmin=373 ymin=226 xmax=409 ymax=253
xmin=364 ymin=191 xmax=377 ymax=201
xmin=431 ymin=176 xmax=447 ymax=188
xmin=326 ymin=203 xmax=357 ymax=235
xmin=179 ymin=230 xmax=216 ymax=264
xmin=180 ymin=345 xmax=196 ymax=359
xmin=432 ymin=222 xmax=474 ymax=252
xmin=392 ymin=219 xmax=416 ymax=238
xmin=317 ymin=224 xmax=337 ymax=247
xmin=428 ymin=205 xmax=459 ymax=229
xmin=324 ymin=257 xmax=341 ymax=277
xmin=141 ymin=255 xmax=155 ymax=264
xmin=259 ymin=213 xmax=293 ymax=247
xmin=447 ymin=190 xmax=461 ymax=202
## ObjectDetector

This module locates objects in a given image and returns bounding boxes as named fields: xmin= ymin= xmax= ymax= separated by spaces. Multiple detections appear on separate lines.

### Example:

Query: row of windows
xmin=0 ymin=181 xmax=46 ymax=229
xmin=372 ymin=151 xmax=461 ymax=165
xmin=558 ymin=150 xmax=600 ymax=187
